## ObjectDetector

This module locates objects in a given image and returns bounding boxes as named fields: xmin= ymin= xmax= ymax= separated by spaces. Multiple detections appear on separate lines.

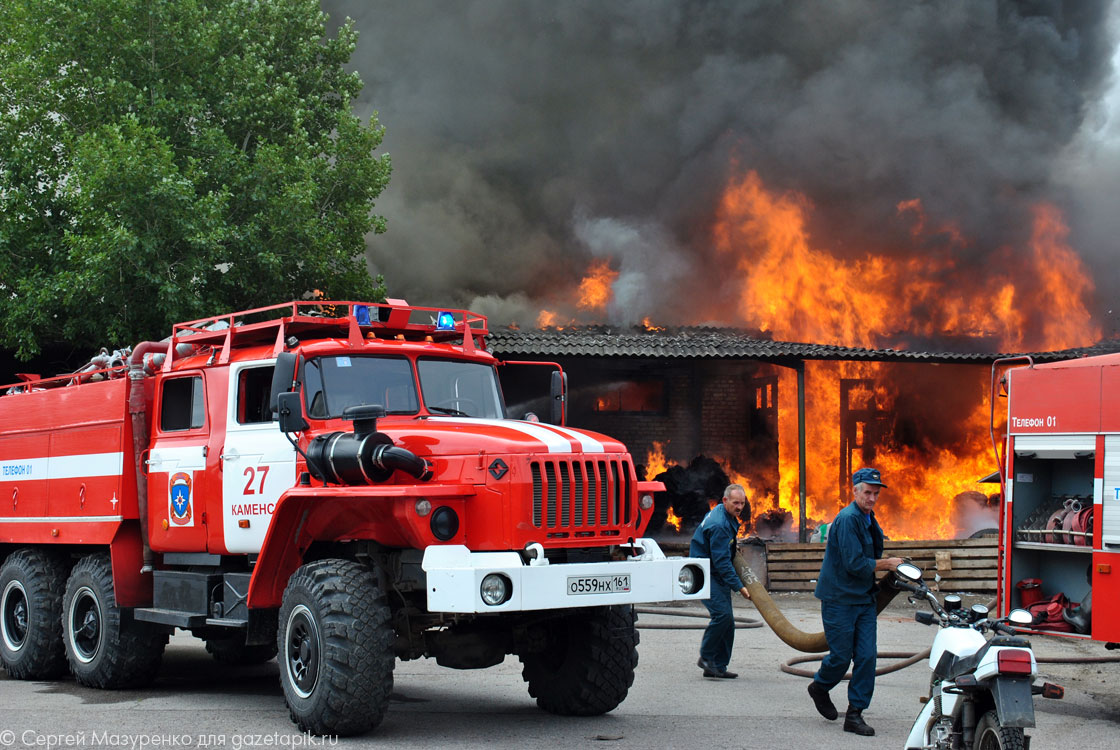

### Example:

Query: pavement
xmin=3 ymin=591 xmax=1120 ymax=748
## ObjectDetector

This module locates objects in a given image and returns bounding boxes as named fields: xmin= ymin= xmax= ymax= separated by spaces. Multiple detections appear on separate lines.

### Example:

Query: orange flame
xmin=645 ymin=440 xmax=673 ymax=479
xmin=712 ymin=170 xmax=1100 ymax=352
xmin=665 ymin=506 xmax=683 ymax=532
xmin=701 ymin=169 xmax=1101 ymax=540
xmin=577 ymin=259 xmax=618 ymax=312
xmin=537 ymin=310 xmax=558 ymax=328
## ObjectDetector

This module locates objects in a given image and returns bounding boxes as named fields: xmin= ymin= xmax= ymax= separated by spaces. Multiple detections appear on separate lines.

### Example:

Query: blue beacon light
xmin=436 ymin=311 xmax=456 ymax=331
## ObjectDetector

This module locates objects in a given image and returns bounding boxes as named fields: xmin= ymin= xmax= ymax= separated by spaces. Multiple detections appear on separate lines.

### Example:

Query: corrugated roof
xmin=486 ymin=325 xmax=1120 ymax=364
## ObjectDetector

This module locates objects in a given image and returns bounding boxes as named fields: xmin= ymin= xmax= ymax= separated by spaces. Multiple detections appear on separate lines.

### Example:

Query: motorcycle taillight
xmin=997 ymin=649 xmax=1033 ymax=675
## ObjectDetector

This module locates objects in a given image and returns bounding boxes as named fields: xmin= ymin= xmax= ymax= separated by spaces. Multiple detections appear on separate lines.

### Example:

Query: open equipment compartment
xmin=999 ymin=357 xmax=1120 ymax=643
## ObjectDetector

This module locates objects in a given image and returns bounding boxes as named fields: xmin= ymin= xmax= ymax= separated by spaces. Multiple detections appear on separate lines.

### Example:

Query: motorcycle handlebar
xmin=891 ymin=578 xmax=923 ymax=594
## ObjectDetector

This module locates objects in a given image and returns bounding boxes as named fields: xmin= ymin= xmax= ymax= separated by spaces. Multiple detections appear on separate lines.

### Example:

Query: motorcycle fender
xmin=904 ymin=689 xmax=959 ymax=750
xmin=904 ymin=699 xmax=935 ymax=750
xmin=990 ymin=677 xmax=1036 ymax=728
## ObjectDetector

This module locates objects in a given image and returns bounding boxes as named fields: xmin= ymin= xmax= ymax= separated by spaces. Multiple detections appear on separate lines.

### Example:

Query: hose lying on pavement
xmin=635 ymin=606 xmax=762 ymax=630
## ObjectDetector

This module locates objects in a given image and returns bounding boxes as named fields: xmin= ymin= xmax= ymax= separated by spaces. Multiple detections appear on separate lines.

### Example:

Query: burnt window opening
xmin=236 ymin=366 xmax=275 ymax=425
xmin=591 ymin=379 xmax=665 ymax=414
xmin=840 ymin=377 xmax=890 ymax=502
xmin=748 ymin=376 xmax=778 ymax=440
xmin=160 ymin=376 xmax=205 ymax=432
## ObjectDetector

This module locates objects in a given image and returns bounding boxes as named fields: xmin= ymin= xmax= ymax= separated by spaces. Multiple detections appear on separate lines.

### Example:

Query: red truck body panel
xmin=1000 ymin=357 xmax=1120 ymax=643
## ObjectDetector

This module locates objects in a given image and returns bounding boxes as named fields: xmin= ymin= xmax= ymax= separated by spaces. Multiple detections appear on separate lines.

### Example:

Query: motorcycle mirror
xmin=895 ymin=562 xmax=923 ymax=582
xmin=1007 ymin=608 xmax=1033 ymax=626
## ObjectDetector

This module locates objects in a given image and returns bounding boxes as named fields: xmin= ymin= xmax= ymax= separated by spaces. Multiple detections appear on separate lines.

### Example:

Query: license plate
xmin=566 ymin=574 xmax=631 ymax=595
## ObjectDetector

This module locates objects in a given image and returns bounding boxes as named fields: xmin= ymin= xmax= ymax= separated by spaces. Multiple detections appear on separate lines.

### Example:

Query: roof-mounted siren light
xmin=436 ymin=311 xmax=456 ymax=331
xmin=353 ymin=305 xmax=371 ymax=325
xmin=376 ymin=298 xmax=411 ymax=327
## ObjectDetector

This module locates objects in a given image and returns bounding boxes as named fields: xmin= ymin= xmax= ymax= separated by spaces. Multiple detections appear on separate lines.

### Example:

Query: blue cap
xmin=852 ymin=467 xmax=887 ymax=488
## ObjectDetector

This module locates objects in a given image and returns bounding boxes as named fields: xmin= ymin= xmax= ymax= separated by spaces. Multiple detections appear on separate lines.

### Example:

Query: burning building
xmin=488 ymin=168 xmax=1115 ymax=544
xmin=490 ymin=324 xmax=1119 ymax=543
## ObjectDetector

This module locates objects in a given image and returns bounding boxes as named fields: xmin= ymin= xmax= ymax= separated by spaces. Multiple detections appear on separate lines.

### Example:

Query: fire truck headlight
xmin=678 ymin=565 xmax=704 ymax=595
xmin=430 ymin=506 xmax=460 ymax=541
xmin=639 ymin=493 xmax=654 ymax=511
xmin=414 ymin=499 xmax=432 ymax=517
xmin=480 ymin=573 xmax=512 ymax=606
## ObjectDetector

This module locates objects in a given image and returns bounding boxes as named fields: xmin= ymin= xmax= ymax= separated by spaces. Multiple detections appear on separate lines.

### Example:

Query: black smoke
xmin=324 ymin=0 xmax=1118 ymax=332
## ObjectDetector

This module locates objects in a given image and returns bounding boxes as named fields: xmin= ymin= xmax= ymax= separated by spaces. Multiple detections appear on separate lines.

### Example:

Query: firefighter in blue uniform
xmin=807 ymin=467 xmax=903 ymax=736
xmin=689 ymin=484 xmax=751 ymax=679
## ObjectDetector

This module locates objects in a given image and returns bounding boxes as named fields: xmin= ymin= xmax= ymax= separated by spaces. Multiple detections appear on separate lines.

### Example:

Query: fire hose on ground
xmin=635 ymin=552 xmax=1120 ymax=681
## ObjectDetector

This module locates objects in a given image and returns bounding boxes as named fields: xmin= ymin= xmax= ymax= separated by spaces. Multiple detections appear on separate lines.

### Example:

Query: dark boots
xmin=697 ymin=657 xmax=738 ymax=678
xmin=807 ymin=681 xmax=837 ymax=720
xmin=843 ymin=706 xmax=875 ymax=736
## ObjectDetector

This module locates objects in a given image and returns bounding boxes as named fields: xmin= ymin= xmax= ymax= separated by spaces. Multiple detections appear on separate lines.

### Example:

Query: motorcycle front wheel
xmin=974 ymin=710 xmax=1025 ymax=750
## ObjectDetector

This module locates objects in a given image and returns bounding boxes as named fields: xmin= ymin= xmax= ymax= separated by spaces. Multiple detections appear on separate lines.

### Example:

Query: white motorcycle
xmin=892 ymin=562 xmax=1064 ymax=750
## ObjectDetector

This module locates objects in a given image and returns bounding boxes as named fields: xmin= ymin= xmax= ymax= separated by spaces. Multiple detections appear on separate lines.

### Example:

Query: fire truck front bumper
xmin=421 ymin=539 xmax=710 ymax=613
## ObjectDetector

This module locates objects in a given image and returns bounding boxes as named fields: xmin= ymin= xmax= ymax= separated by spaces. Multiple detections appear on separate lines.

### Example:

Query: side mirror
xmin=895 ymin=562 xmax=923 ymax=582
xmin=550 ymin=370 xmax=567 ymax=425
xmin=270 ymin=352 xmax=302 ymax=414
xmin=1007 ymin=608 xmax=1034 ymax=626
xmin=277 ymin=392 xmax=309 ymax=433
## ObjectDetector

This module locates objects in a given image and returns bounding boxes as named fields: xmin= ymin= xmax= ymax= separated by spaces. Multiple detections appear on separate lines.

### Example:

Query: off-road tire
xmin=519 ymin=605 xmax=639 ymax=715
xmin=62 ymin=554 xmax=166 ymax=688
xmin=204 ymin=636 xmax=278 ymax=665
xmin=277 ymin=559 xmax=394 ymax=736
xmin=974 ymin=710 xmax=1026 ymax=750
xmin=1 ymin=548 xmax=70 ymax=679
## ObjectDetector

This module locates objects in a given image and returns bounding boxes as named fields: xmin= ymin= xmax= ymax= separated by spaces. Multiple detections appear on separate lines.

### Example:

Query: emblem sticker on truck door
xmin=169 ymin=471 xmax=194 ymax=526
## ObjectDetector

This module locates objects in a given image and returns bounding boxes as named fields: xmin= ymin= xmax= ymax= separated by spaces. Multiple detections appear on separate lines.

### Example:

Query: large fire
xmin=708 ymin=171 xmax=1099 ymax=539
xmin=579 ymin=169 xmax=1101 ymax=540
xmin=712 ymin=171 xmax=1099 ymax=352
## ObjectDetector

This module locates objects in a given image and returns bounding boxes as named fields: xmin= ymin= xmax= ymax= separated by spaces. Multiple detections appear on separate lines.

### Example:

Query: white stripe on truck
xmin=0 ymin=452 xmax=124 ymax=482
xmin=427 ymin=417 xmax=605 ymax=453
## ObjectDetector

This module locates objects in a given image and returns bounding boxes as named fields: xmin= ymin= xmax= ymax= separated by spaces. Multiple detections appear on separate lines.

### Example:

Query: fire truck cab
xmin=0 ymin=300 xmax=709 ymax=736
xmin=997 ymin=353 xmax=1120 ymax=644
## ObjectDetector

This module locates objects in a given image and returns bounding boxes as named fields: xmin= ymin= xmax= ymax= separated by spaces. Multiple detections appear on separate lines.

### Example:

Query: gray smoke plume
xmin=323 ymin=0 xmax=1118 ymax=334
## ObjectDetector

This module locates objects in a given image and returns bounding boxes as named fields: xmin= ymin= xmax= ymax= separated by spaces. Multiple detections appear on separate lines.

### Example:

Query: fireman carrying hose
xmin=690 ymin=483 xmax=752 ymax=679
xmin=807 ymin=467 xmax=904 ymax=737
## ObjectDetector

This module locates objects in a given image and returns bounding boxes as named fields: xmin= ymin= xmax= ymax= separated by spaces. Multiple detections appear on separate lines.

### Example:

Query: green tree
xmin=0 ymin=0 xmax=389 ymax=359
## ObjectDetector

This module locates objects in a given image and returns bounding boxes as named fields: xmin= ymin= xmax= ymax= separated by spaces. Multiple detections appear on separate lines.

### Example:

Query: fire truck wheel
xmin=0 ymin=548 xmax=70 ymax=680
xmin=62 ymin=554 xmax=167 ymax=689
xmin=277 ymin=559 xmax=394 ymax=736
xmin=204 ymin=636 xmax=278 ymax=665
xmin=973 ymin=710 xmax=1025 ymax=750
xmin=519 ymin=604 xmax=639 ymax=716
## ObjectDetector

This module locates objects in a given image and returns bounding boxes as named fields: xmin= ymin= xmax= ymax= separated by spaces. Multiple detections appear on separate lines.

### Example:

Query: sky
xmin=322 ymin=0 xmax=1120 ymax=344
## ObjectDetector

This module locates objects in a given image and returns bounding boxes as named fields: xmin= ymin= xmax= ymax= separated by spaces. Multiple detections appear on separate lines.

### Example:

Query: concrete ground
xmin=2 ymin=591 xmax=1120 ymax=748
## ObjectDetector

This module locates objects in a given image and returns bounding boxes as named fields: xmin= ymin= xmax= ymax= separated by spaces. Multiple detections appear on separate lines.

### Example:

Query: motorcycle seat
xmin=937 ymin=636 xmax=1031 ymax=682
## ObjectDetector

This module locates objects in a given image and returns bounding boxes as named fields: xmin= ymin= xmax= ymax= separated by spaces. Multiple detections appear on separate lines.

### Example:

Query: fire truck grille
xmin=529 ymin=458 xmax=632 ymax=531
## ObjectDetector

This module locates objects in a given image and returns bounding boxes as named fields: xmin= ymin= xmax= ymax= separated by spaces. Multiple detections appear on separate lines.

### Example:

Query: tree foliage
xmin=0 ymin=0 xmax=389 ymax=358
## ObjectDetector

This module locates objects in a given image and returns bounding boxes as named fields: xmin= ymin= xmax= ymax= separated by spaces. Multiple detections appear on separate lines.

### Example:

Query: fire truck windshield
xmin=304 ymin=355 xmax=420 ymax=418
xmin=417 ymin=358 xmax=505 ymax=419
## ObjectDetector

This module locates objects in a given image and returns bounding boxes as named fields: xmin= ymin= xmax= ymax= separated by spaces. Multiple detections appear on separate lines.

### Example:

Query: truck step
xmin=133 ymin=608 xmax=208 ymax=628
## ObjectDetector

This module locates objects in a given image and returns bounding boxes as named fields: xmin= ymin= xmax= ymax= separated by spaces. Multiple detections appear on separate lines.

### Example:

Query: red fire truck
xmin=995 ymin=352 xmax=1120 ymax=644
xmin=0 ymin=300 xmax=709 ymax=736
